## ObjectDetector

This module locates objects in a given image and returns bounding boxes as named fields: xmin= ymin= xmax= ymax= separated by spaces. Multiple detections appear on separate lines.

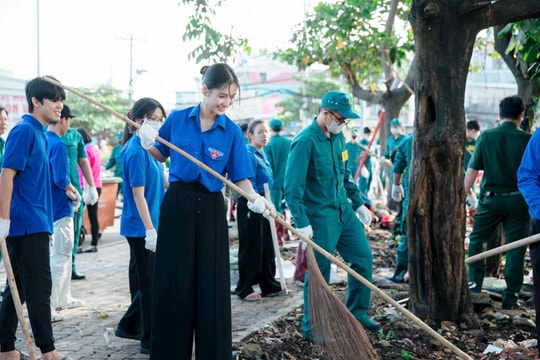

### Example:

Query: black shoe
xmin=114 ymin=327 xmax=141 ymax=341
xmin=71 ymin=271 xmax=86 ymax=280
xmin=388 ymin=263 xmax=408 ymax=283
xmin=83 ymin=247 xmax=97 ymax=253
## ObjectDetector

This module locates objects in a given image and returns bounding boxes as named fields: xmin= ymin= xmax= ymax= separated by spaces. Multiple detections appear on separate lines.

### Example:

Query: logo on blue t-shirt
xmin=208 ymin=147 xmax=224 ymax=159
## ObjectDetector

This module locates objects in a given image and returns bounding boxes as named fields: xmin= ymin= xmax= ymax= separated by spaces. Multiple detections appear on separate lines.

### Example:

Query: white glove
xmin=82 ymin=189 xmax=90 ymax=204
xmin=66 ymin=190 xmax=82 ymax=210
xmin=361 ymin=166 xmax=369 ymax=179
xmin=0 ymin=218 xmax=10 ymax=240
xmin=391 ymin=184 xmax=404 ymax=202
xmin=466 ymin=193 xmax=477 ymax=210
xmin=297 ymin=225 xmax=313 ymax=246
xmin=247 ymin=194 xmax=272 ymax=217
xmin=356 ymin=205 xmax=373 ymax=226
xmin=88 ymin=186 xmax=99 ymax=206
xmin=145 ymin=229 xmax=157 ymax=252
xmin=139 ymin=121 xmax=158 ymax=150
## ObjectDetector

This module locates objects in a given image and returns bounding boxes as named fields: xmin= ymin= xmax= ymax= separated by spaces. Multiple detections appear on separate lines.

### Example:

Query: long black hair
xmin=121 ymin=97 xmax=167 ymax=146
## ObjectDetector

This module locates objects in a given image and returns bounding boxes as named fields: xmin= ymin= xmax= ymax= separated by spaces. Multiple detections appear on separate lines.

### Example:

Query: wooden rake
xmin=42 ymin=76 xmax=473 ymax=360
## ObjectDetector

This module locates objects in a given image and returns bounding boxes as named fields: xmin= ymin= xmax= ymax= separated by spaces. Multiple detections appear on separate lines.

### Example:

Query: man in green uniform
xmin=358 ymin=127 xmax=374 ymax=195
xmin=61 ymin=106 xmax=98 ymax=280
xmin=264 ymin=118 xmax=292 ymax=245
xmin=345 ymin=128 xmax=361 ymax=184
xmin=285 ymin=90 xmax=380 ymax=340
xmin=390 ymin=134 xmax=413 ymax=283
xmin=464 ymin=95 xmax=531 ymax=309
xmin=384 ymin=118 xmax=406 ymax=213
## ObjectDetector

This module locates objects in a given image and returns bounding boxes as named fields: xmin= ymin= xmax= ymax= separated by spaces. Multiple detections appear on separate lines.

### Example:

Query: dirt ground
xmin=231 ymin=221 xmax=539 ymax=359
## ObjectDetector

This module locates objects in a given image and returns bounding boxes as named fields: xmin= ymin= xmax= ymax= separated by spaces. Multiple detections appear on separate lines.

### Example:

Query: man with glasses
xmin=285 ymin=90 xmax=380 ymax=343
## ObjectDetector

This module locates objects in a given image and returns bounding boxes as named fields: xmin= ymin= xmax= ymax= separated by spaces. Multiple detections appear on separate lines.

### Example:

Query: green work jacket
xmin=284 ymin=119 xmax=363 ymax=228
xmin=468 ymin=121 xmax=531 ymax=193
xmin=263 ymin=134 xmax=291 ymax=190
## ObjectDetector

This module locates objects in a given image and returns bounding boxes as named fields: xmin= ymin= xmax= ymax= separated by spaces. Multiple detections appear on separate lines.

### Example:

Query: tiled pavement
xmin=4 ymin=217 xmax=303 ymax=359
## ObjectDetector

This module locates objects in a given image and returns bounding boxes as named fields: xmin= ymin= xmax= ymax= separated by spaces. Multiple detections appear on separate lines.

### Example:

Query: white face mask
xmin=326 ymin=119 xmax=345 ymax=134
xmin=144 ymin=119 xmax=162 ymax=132
xmin=390 ymin=127 xmax=400 ymax=135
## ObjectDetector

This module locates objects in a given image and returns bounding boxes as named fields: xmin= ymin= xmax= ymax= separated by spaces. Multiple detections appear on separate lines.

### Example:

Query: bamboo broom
xmin=42 ymin=76 xmax=473 ymax=360
xmin=305 ymin=246 xmax=377 ymax=359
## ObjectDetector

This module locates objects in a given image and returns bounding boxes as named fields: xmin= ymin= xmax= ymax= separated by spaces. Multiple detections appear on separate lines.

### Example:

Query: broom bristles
xmin=306 ymin=246 xmax=379 ymax=360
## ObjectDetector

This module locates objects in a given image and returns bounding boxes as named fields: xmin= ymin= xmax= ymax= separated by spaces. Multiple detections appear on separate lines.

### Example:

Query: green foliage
xmin=275 ymin=74 xmax=346 ymax=126
xmin=401 ymin=350 xmax=414 ymax=360
xmin=274 ymin=0 xmax=413 ymax=88
xmin=498 ymin=19 xmax=540 ymax=80
xmin=66 ymin=84 xmax=128 ymax=139
xmin=179 ymin=0 xmax=251 ymax=63
xmin=377 ymin=327 xmax=395 ymax=340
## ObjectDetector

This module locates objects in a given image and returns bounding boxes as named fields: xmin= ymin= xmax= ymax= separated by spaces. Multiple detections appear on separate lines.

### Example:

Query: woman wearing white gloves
xmin=115 ymin=97 xmax=168 ymax=355
xmin=138 ymin=63 xmax=272 ymax=360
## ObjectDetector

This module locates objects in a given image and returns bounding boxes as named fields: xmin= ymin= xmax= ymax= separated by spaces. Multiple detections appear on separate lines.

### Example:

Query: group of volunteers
xmin=373 ymin=94 xmax=540 ymax=354
xmin=2 ymin=64 xmax=538 ymax=360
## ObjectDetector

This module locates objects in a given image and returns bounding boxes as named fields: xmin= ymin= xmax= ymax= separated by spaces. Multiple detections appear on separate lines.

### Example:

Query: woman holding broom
xmin=138 ymin=63 xmax=273 ymax=360
xmin=284 ymin=90 xmax=380 ymax=343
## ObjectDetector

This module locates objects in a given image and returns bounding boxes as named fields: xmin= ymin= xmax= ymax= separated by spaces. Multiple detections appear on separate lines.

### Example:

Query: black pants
xmin=0 ymin=232 xmax=55 ymax=353
xmin=118 ymin=237 xmax=154 ymax=348
xmin=528 ymin=219 xmax=540 ymax=352
xmin=235 ymin=196 xmax=281 ymax=298
xmin=150 ymin=182 xmax=231 ymax=360
xmin=87 ymin=187 xmax=102 ymax=246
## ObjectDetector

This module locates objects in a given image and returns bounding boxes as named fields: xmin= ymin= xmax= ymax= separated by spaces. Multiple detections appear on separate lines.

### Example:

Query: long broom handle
xmin=0 ymin=238 xmax=37 ymax=360
xmin=263 ymin=183 xmax=287 ymax=292
xmin=465 ymin=232 xmax=540 ymax=264
xmin=43 ymin=76 xmax=472 ymax=360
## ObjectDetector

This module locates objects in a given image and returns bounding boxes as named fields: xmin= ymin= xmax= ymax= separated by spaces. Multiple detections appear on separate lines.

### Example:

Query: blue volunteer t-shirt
xmin=3 ymin=114 xmax=53 ymax=236
xmin=47 ymin=131 xmax=73 ymax=221
xmin=246 ymin=144 xmax=273 ymax=194
xmin=120 ymin=135 xmax=165 ymax=237
xmin=154 ymin=104 xmax=253 ymax=192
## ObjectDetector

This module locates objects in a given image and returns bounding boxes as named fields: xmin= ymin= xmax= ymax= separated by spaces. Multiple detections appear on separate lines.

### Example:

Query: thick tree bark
xmin=407 ymin=0 xmax=540 ymax=325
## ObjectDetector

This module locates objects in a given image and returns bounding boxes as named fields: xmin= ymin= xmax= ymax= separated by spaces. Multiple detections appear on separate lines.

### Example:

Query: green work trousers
xmin=302 ymin=207 xmax=373 ymax=339
xmin=468 ymin=194 xmax=529 ymax=302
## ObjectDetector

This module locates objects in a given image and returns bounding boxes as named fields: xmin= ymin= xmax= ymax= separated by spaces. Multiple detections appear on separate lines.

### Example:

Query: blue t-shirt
xmin=47 ymin=131 xmax=73 ymax=221
xmin=247 ymin=144 xmax=273 ymax=194
xmin=120 ymin=135 xmax=165 ymax=237
xmin=3 ymin=114 xmax=53 ymax=236
xmin=154 ymin=104 xmax=253 ymax=192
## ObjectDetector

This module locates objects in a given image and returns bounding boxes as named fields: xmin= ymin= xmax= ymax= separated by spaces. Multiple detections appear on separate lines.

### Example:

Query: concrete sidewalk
xmin=3 ymin=217 xmax=303 ymax=359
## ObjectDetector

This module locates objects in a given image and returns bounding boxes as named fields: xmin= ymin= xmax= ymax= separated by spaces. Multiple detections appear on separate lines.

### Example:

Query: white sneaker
xmin=51 ymin=311 xmax=64 ymax=322
xmin=57 ymin=297 xmax=85 ymax=310
xmin=65 ymin=297 xmax=85 ymax=309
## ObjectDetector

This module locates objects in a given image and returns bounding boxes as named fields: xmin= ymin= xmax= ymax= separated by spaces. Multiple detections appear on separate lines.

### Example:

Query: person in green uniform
xmin=0 ymin=107 xmax=7 ymax=263
xmin=345 ymin=128 xmax=361 ymax=184
xmin=105 ymin=130 xmax=124 ymax=198
xmin=389 ymin=134 xmax=413 ymax=283
xmin=263 ymin=118 xmax=292 ymax=246
xmin=285 ymin=90 xmax=380 ymax=340
xmin=358 ymin=127 xmax=374 ymax=195
xmin=464 ymin=120 xmax=480 ymax=172
xmin=464 ymin=95 xmax=531 ymax=309
xmin=61 ymin=106 xmax=99 ymax=280
xmin=385 ymin=118 xmax=406 ymax=210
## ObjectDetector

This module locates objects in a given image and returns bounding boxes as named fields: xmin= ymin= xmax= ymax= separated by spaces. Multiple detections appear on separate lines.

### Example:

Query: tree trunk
xmin=407 ymin=0 xmax=478 ymax=325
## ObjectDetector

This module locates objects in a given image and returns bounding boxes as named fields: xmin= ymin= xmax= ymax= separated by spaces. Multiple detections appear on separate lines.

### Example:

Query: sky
xmin=1 ymin=0 xmax=314 ymax=109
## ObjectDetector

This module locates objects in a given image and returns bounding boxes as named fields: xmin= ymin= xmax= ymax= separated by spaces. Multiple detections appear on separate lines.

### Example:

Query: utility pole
xmin=128 ymin=35 xmax=134 ymax=106
xmin=36 ymin=0 xmax=41 ymax=76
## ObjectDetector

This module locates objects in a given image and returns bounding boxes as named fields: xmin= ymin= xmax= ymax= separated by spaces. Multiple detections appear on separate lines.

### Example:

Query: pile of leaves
xmin=232 ymin=228 xmax=539 ymax=359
